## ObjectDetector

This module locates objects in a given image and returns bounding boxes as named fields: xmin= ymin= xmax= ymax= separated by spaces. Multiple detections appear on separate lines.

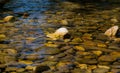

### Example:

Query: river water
xmin=3 ymin=0 xmax=57 ymax=49
xmin=1 ymin=0 xmax=120 ymax=73
xmin=1 ymin=0 xmax=60 ymax=64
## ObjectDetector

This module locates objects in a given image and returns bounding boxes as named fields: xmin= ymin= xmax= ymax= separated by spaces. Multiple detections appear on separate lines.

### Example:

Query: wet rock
xmin=34 ymin=65 xmax=50 ymax=73
xmin=110 ymin=52 xmax=120 ymax=60
xmin=111 ymin=65 xmax=120 ymax=69
xmin=110 ymin=18 xmax=118 ymax=23
xmin=40 ymin=47 xmax=61 ymax=55
xmin=55 ymin=53 xmax=66 ymax=58
xmin=16 ymin=68 xmax=25 ymax=72
xmin=18 ymin=60 xmax=33 ymax=65
xmin=93 ymin=68 xmax=109 ymax=73
xmin=98 ymin=61 xmax=111 ymax=65
xmin=25 ymin=65 xmax=35 ymax=71
xmin=60 ymin=45 xmax=71 ymax=51
xmin=113 ymin=62 xmax=120 ymax=65
xmin=73 ymin=19 xmax=82 ymax=25
xmin=26 ymin=37 xmax=36 ymax=44
xmin=60 ymin=19 xmax=68 ymax=25
xmin=0 ymin=54 xmax=16 ymax=63
xmin=5 ymin=67 xmax=18 ymax=72
xmin=74 ymin=46 xmax=85 ymax=51
xmin=86 ymin=59 xmax=98 ymax=65
xmin=61 ymin=54 xmax=75 ymax=61
xmin=108 ymin=45 xmax=120 ymax=50
xmin=76 ymin=26 xmax=97 ymax=33
xmin=92 ymin=51 xmax=102 ymax=56
xmin=83 ymin=41 xmax=96 ymax=46
xmin=77 ymin=64 xmax=87 ymax=69
xmin=97 ymin=65 xmax=110 ymax=70
xmin=4 ymin=49 xmax=17 ymax=55
xmin=71 ymin=68 xmax=91 ymax=73
xmin=94 ymin=33 xmax=108 ymax=41
xmin=44 ymin=56 xmax=58 ymax=61
xmin=22 ymin=13 xmax=29 ymax=18
xmin=26 ymin=54 xmax=40 ymax=60
xmin=112 ymin=38 xmax=120 ymax=42
xmin=82 ymin=33 xmax=93 ymax=40
xmin=7 ymin=62 xmax=27 ymax=68
xmin=64 ymin=48 xmax=75 ymax=54
xmin=0 ymin=34 xmax=6 ymax=41
xmin=4 ymin=22 xmax=15 ymax=27
xmin=56 ymin=62 xmax=76 ymax=72
xmin=111 ymin=69 xmax=120 ymax=73
xmin=98 ymin=55 xmax=116 ymax=62
xmin=76 ymin=51 xmax=91 ymax=57
xmin=104 ymin=26 xmax=119 ymax=38
xmin=39 ymin=61 xmax=57 ymax=67
xmin=3 ymin=16 xmax=15 ymax=22
xmin=70 ymin=29 xmax=82 ymax=37
xmin=97 ymin=43 xmax=107 ymax=48
xmin=47 ymin=27 xmax=68 ymax=40
xmin=88 ymin=65 xmax=97 ymax=70
xmin=71 ymin=37 xmax=83 ymax=44
xmin=76 ymin=58 xmax=98 ymax=65
xmin=44 ymin=42 xmax=59 ymax=48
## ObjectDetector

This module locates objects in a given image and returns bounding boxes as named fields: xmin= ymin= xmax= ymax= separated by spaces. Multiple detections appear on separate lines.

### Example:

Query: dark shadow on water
xmin=66 ymin=0 xmax=120 ymax=14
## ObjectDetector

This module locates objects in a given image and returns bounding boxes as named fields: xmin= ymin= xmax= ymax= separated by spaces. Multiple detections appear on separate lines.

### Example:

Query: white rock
xmin=54 ymin=27 xmax=68 ymax=36
xmin=104 ymin=26 xmax=119 ymax=38
xmin=47 ymin=27 xmax=68 ymax=40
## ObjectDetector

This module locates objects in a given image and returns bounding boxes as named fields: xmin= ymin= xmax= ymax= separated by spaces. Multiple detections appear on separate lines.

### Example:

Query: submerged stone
xmin=4 ymin=49 xmax=17 ymax=55
xmin=25 ymin=65 xmax=35 ymax=71
xmin=93 ymin=68 xmax=109 ymax=73
xmin=92 ymin=51 xmax=102 ymax=56
xmin=71 ymin=37 xmax=83 ymax=44
xmin=40 ymin=47 xmax=61 ymax=55
xmin=18 ymin=60 xmax=33 ymax=65
xmin=0 ymin=34 xmax=6 ymax=41
xmin=60 ymin=20 xmax=68 ymax=25
xmin=75 ymin=46 xmax=85 ymax=51
xmin=110 ymin=18 xmax=118 ymax=23
xmin=98 ymin=55 xmax=116 ymax=62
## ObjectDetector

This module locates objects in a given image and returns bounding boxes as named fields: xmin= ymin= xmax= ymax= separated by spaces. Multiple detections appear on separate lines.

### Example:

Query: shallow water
xmin=1 ymin=0 xmax=120 ymax=73
xmin=1 ymin=0 xmax=60 ymax=58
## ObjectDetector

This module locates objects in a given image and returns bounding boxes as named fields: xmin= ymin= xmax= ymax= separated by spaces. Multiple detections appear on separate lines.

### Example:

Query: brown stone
xmin=98 ymin=55 xmax=116 ymax=62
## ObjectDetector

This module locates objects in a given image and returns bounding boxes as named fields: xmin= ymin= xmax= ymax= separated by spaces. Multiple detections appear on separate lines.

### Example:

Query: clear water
xmin=3 ymin=0 xmax=56 ymax=55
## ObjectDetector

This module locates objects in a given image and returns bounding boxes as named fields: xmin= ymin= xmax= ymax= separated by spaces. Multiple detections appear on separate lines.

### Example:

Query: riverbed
xmin=0 ymin=0 xmax=120 ymax=73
